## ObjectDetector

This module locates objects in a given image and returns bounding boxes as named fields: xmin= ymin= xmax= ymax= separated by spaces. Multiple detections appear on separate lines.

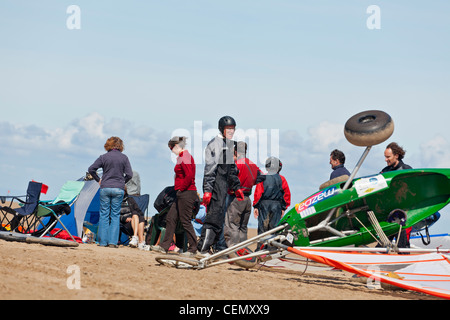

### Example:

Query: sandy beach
xmin=0 ymin=228 xmax=441 ymax=304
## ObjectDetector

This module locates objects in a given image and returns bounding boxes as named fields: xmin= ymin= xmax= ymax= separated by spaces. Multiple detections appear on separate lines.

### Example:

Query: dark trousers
xmin=256 ymin=200 xmax=283 ymax=250
xmin=257 ymin=200 xmax=282 ymax=235
xmin=161 ymin=190 xmax=198 ymax=253
xmin=197 ymin=175 xmax=229 ymax=252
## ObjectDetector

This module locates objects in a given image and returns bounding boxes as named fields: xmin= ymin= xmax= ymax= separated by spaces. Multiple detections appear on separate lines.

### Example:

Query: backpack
xmin=153 ymin=186 xmax=177 ymax=213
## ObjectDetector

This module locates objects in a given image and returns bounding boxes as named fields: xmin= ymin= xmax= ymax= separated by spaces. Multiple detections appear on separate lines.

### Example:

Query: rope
xmin=256 ymin=259 xmax=266 ymax=272
xmin=256 ymin=255 xmax=310 ymax=276
xmin=353 ymin=214 xmax=384 ymax=247
xmin=396 ymin=224 xmax=403 ymax=247
xmin=300 ymin=258 xmax=309 ymax=276
xmin=367 ymin=210 xmax=391 ymax=247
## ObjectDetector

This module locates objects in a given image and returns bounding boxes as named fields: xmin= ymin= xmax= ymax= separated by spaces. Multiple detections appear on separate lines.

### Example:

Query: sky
xmin=1 ymin=1 xmax=450 ymax=232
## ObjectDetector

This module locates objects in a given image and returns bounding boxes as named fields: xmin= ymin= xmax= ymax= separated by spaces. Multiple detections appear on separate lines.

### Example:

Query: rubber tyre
xmin=344 ymin=110 xmax=394 ymax=146
xmin=155 ymin=255 xmax=199 ymax=269
xmin=319 ymin=175 xmax=349 ymax=190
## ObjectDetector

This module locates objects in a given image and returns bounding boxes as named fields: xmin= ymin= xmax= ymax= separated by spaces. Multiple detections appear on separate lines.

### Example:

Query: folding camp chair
xmin=118 ymin=194 xmax=150 ymax=245
xmin=0 ymin=181 xmax=46 ymax=235
xmin=145 ymin=207 xmax=187 ymax=251
xmin=146 ymin=207 xmax=169 ymax=246
xmin=131 ymin=194 xmax=150 ymax=219
xmin=36 ymin=181 xmax=85 ymax=242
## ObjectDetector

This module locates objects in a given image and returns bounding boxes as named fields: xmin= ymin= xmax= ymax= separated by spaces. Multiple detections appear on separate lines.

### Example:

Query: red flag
xmin=41 ymin=183 xmax=49 ymax=194
xmin=32 ymin=180 xmax=49 ymax=194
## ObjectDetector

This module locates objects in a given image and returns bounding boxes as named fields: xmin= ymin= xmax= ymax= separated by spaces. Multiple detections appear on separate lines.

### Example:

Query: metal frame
xmin=154 ymin=146 xmax=450 ymax=270
xmin=154 ymin=220 xmax=450 ymax=270
xmin=307 ymin=146 xmax=371 ymax=238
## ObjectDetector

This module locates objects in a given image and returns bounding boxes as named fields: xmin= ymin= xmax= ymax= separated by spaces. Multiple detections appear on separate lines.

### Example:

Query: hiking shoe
xmin=150 ymin=245 xmax=167 ymax=254
xmin=129 ymin=236 xmax=139 ymax=248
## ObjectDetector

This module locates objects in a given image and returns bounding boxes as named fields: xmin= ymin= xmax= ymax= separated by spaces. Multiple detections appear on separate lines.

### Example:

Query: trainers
xmin=150 ymin=245 xmax=167 ymax=254
xmin=138 ymin=242 xmax=150 ymax=251
xmin=129 ymin=236 xmax=139 ymax=248
xmin=169 ymin=245 xmax=180 ymax=254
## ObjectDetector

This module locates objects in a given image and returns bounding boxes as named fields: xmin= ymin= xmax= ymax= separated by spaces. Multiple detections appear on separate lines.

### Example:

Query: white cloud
xmin=51 ymin=127 xmax=79 ymax=150
xmin=307 ymin=121 xmax=345 ymax=153
xmin=0 ymin=112 xmax=168 ymax=159
xmin=420 ymin=135 xmax=450 ymax=168
xmin=0 ymin=113 xmax=171 ymax=197
xmin=1 ymin=115 xmax=449 ymax=217
xmin=75 ymin=112 xmax=107 ymax=140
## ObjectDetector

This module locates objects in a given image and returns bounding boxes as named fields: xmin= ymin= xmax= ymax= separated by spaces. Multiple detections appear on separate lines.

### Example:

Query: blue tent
xmin=53 ymin=179 xmax=100 ymax=238
xmin=54 ymin=179 xmax=149 ymax=243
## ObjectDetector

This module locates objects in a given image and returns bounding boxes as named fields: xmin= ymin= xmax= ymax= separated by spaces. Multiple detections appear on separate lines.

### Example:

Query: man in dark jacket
xmin=380 ymin=142 xmax=412 ymax=249
xmin=381 ymin=142 xmax=412 ymax=173
xmin=329 ymin=149 xmax=351 ymax=180
xmin=197 ymin=116 xmax=244 ymax=256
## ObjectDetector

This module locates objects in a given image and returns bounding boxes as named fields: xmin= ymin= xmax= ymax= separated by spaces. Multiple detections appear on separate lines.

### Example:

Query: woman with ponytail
xmin=151 ymin=136 xmax=199 ymax=256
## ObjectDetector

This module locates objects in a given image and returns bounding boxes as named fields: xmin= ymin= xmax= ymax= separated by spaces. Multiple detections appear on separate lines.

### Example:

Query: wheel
xmin=387 ymin=209 xmax=407 ymax=224
xmin=319 ymin=175 xmax=349 ymax=190
xmin=155 ymin=255 xmax=200 ymax=269
xmin=344 ymin=110 xmax=394 ymax=146
xmin=229 ymin=247 xmax=259 ymax=269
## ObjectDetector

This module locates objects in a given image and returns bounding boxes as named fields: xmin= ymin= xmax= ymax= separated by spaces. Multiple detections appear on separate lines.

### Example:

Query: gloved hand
xmin=202 ymin=192 xmax=212 ymax=206
xmin=235 ymin=189 xmax=244 ymax=201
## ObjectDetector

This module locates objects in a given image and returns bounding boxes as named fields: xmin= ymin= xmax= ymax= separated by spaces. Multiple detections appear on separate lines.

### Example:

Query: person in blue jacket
xmin=88 ymin=136 xmax=133 ymax=248
xmin=329 ymin=149 xmax=350 ymax=180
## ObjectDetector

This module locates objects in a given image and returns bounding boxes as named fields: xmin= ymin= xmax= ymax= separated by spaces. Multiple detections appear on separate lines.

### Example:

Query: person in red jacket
xmin=224 ymin=142 xmax=262 ymax=247
xmin=151 ymin=136 xmax=199 ymax=256
xmin=253 ymin=157 xmax=291 ymax=240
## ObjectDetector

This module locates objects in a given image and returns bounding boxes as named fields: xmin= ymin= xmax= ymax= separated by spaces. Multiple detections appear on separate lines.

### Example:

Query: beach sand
xmin=0 ymin=229 xmax=439 ymax=301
